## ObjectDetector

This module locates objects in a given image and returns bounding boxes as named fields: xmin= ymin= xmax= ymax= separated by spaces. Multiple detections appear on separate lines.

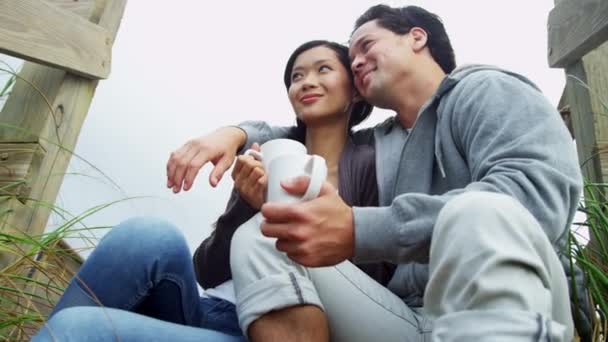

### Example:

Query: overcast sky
xmin=2 ymin=0 xmax=567 ymax=257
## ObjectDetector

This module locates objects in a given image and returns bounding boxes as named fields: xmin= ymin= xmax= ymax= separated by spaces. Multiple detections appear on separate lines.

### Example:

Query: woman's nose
xmin=301 ymin=74 xmax=319 ymax=90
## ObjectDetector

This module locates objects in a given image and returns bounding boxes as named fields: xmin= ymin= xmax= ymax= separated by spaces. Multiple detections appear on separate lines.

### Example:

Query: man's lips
xmin=300 ymin=94 xmax=322 ymax=104
xmin=358 ymin=69 xmax=374 ymax=86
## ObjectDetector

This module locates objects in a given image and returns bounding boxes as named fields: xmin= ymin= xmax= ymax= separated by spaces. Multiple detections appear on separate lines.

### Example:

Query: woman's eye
xmin=319 ymin=65 xmax=331 ymax=72
xmin=291 ymin=73 xmax=302 ymax=82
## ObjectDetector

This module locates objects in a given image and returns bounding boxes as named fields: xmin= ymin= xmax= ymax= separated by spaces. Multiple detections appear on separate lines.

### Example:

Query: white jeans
xmin=230 ymin=192 xmax=573 ymax=341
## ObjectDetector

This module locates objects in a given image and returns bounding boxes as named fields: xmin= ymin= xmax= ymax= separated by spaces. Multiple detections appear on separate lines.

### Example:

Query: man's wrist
xmin=223 ymin=126 xmax=247 ymax=151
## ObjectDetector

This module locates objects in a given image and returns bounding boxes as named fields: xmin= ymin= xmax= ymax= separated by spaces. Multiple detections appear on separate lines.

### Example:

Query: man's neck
xmin=394 ymin=63 xmax=446 ymax=128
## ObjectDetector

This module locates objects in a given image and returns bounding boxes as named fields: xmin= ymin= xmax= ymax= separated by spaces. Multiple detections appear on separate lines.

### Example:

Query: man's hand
xmin=260 ymin=177 xmax=355 ymax=267
xmin=166 ymin=127 xmax=246 ymax=193
xmin=231 ymin=143 xmax=267 ymax=210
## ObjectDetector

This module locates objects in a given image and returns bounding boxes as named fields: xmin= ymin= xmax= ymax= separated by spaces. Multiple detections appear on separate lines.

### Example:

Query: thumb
xmin=251 ymin=142 xmax=261 ymax=152
xmin=280 ymin=175 xmax=311 ymax=195
xmin=317 ymin=181 xmax=336 ymax=196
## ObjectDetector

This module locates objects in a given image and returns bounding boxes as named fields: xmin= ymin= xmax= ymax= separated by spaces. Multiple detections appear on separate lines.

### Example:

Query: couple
xmin=36 ymin=4 xmax=586 ymax=342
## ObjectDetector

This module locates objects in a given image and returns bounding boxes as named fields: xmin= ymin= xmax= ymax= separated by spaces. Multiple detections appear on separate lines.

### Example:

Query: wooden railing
xmin=0 ymin=1 xmax=126 ymax=336
xmin=0 ymin=0 xmax=126 ymax=262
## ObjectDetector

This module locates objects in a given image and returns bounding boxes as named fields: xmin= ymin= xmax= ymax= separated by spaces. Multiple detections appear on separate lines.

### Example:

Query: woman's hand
xmin=231 ymin=143 xmax=267 ymax=210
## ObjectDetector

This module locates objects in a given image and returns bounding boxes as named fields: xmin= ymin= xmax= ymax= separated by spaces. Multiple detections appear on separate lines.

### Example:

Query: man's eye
xmin=362 ymin=40 xmax=371 ymax=51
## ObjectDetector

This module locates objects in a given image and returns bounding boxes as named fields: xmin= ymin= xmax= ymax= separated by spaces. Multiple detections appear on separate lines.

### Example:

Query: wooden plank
xmin=0 ymin=0 xmax=112 ymax=79
xmin=0 ymin=143 xmax=45 ymax=202
xmin=0 ymin=0 xmax=127 ymax=238
xmin=563 ymin=61 xmax=603 ymax=183
xmin=548 ymin=0 xmax=608 ymax=68
xmin=0 ymin=65 xmax=66 ymax=143
xmin=48 ymin=0 xmax=96 ymax=19
xmin=581 ymin=41 xmax=608 ymax=179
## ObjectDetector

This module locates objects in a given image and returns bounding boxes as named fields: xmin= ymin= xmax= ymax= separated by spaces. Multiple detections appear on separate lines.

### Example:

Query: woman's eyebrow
xmin=292 ymin=59 xmax=333 ymax=72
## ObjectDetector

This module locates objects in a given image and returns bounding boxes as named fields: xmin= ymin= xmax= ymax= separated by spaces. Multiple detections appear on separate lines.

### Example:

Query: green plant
xmin=570 ymin=182 xmax=608 ymax=342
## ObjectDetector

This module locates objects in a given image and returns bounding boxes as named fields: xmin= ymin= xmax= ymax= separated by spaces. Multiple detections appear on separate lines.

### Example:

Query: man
xmin=167 ymin=5 xmax=584 ymax=341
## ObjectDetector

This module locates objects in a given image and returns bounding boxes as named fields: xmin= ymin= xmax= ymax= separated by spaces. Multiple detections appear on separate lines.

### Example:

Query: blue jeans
xmin=33 ymin=217 xmax=243 ymax=341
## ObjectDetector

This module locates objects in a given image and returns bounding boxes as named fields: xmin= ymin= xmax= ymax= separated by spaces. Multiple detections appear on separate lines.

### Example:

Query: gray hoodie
xmin=237 ymin=65 xmax=584 ymax=309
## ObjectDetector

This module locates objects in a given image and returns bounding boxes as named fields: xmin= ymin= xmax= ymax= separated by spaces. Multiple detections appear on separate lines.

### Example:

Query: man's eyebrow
xmin=349 ymin=34 xmax=368 ymax=48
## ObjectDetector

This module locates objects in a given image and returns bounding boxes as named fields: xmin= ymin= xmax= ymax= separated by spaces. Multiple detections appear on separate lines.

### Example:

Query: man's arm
xmin=237 ymin=121 xmax=295 ymax=151
xmin=353 ymin=71 xmax=582 ymax=264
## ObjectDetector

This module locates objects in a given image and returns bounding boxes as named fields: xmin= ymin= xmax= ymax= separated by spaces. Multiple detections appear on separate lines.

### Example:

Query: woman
xmin=34 ymin=40 xmax=393 ymax=341
xmin=226 ymin=42 xmax=418 ymax=342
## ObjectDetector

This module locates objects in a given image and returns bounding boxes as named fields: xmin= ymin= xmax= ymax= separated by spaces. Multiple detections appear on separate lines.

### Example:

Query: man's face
xmin=349 ymin=20 xmax=413 ymax=107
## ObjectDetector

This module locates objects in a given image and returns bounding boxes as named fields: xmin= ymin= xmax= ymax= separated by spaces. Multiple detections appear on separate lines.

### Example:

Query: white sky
xmin=1 ymin=0 xmax=568 ymax=256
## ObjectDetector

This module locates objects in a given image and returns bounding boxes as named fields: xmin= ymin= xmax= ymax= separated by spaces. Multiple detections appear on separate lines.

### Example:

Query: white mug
xmin=244 ymin=139 xmax=307 ymax=170
xmin=244 ymin=139 xmax=327 ymax=203
xmin=266 ymin=154 xmax=327 ymax=203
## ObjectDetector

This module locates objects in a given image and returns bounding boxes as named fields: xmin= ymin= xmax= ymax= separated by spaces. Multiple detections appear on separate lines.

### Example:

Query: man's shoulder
xmin=447 ymin=65 xmax=540 ymax=97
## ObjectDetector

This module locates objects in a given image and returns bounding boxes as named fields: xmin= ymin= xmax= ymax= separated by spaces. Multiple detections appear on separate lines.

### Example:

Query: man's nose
xmin=351 ymin=54 xmax=364 ymax=73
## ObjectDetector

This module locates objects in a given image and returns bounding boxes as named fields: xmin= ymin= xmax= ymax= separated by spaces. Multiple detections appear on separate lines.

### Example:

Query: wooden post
xmin=0 ymin=0 xmax=126 ymax=265
xmin=549 ymin=0 xmax=608 ymax=184
xmin=550 ymin=3 xmax=608 ymax=336
xmin=0 ymin=0 xmax=126 ymax=242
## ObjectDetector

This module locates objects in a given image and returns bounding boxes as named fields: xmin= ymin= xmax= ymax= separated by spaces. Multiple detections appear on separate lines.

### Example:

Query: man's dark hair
xmin=353 ymin=5 xmax=456 ymax=74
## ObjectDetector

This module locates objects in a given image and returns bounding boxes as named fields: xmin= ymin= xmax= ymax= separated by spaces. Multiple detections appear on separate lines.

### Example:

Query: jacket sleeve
xmin=352 ymin=71 xmax=582 ymax=264
xmin=236 ymin=121 xmax=295 ymax=152
xmin=236 ymin=120 xmax=377 ymax=151
xmin=193 ymin=188 xmax=258 ymax=289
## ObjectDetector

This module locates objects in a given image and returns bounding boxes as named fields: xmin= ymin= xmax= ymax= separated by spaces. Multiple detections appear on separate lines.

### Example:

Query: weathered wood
xmin=0 ymin=143 xmax=45 ymax=202
xmin=48 ymin=0 xmax=96 ymax=19
xmin=0 ymin=0 xmax=112 ymax=79
xmin=548 ymin=0 xmax=608 ymax=68
xmin=580 ymin=41 xmax=608 ymax=179
xmin=563 ymin=61 xmax=604 ymax=183
xmin=0 ymin=0 xmax=126 ymax=238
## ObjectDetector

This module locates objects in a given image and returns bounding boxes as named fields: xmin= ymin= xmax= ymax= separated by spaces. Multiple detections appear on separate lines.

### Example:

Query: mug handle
xmin=244 ymin=149 xmax=263 ymax=161
xmin=301 ymin=155 xmax=327 ymax=201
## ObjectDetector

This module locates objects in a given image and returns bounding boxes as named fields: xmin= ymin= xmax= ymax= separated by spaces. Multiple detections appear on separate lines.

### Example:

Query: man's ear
xmin=410 ymin=27 xmax=428 ymax=52
xmin=352 ymin=92 xmax=363 ymax=103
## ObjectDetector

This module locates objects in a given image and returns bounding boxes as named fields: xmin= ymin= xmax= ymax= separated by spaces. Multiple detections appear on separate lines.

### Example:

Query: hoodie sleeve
xmin=352 ymin=71 xmax=582 ymax=264
xmin=236 ymin=121 xmax=295 ymax=152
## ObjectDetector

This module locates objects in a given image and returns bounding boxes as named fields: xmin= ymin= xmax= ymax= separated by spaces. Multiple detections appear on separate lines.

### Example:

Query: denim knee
xmin=34 ymin=307 xmax=104 ymax=341
xmin=97 ymin=216 xmax=191 ymax=270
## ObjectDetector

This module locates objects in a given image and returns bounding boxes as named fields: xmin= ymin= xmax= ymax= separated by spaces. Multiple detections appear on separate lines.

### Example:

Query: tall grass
xmin=570 ymin=182 xmax=608 ymax=342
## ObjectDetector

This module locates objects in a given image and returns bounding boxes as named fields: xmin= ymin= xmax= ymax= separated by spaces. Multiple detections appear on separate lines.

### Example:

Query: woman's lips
xmin=300 ymin=94 xmax=322 ymax=104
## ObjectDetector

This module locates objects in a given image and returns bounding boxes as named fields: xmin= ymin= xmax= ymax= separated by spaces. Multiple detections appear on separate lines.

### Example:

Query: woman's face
xmin=288 ymin=46 xmax=355 ymax=126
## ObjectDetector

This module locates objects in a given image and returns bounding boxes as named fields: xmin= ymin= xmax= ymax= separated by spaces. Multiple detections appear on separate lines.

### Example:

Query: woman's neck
xmin=304 ymin=119 xmax=348 ymax=188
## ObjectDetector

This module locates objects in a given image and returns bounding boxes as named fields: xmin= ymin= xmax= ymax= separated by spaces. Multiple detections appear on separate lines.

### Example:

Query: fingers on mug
xmin=266 ymin=154 xmax=327 ymax=203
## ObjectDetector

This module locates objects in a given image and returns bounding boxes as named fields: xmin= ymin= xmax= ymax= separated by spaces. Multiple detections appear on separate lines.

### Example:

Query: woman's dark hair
xmin=353 ymin=5 xmax=456 ymax=74
xmin=283 ymin=40 xmax=373 ymax=141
